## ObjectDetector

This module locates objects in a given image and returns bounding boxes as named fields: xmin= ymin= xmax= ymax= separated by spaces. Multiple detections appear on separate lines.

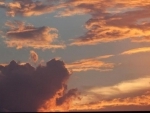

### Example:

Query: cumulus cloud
xmin=66 ymin=55 xmax=114 ymax=72
xmin=121 ymin=47 xmax=150 ymax=55
xmin=56 ymin=0 xmax=150 ymax=45
xmin=0 ymin=59 xmax=79 ymax=112
xmin=30 ymin=50 xmax=38 ymax=63
xmin=4 ymin=20 xmax=65 ymax=49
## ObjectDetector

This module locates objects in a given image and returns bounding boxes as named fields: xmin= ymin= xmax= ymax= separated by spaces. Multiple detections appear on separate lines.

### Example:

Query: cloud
xmin=69 ymin=91 xmax=150 ymax=111
xmin=1 ymin=0 xmax=63 ymax=17
xmin=86 ymin=76 xmax=150 ymax=98
xmin=120 ymin=47 xmax=150 ymax=55
xmin=30 ymin=50 xmax=38 ymax=63
xmin=57 ymin=0 xmax=150 ymax=45
xmin=0 ymin=0 xmax=6 ymax=8
xmin=68 ymin=76 xmax=150 ymax=111
xmin=3 ymin=20 xmax=65 ymax=49
xmin=69 ymin=76 xmax=150 ymax=107
xmin=66 ymin=55 xmax=114 ymax=72
xmin=0 ymin=59 xmax=79 ymax=112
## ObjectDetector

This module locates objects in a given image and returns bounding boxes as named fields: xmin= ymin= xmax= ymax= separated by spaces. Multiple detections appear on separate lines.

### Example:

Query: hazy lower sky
xmin=0 ymin=0 xmax=150 ymax=112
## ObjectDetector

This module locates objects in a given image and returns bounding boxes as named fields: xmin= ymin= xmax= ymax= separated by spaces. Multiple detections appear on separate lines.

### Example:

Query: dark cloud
xmin=0 ymin=59 xmax=78 ymax=112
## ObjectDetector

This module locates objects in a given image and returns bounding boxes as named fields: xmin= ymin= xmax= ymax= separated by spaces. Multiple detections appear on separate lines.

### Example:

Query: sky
xmin=0 ymin=0 xmax=150 ymax=112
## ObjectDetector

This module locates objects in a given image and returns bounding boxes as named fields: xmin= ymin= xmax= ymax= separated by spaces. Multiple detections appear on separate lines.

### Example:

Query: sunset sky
xmin=0 ymin=0 xmax=150 ymax=112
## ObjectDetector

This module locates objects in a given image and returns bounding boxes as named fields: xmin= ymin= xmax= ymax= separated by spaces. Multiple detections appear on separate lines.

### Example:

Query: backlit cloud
xmin=4 ymin=20 xmax=65 ymax=49
xmin=0 ymin=59 xmax=79 ymax=112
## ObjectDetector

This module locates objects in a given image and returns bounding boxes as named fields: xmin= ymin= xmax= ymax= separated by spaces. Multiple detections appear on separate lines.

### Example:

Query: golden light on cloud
xmin=1 ymin=0 xmax=150 ymax=112
xmin=88 ymin=76 xmax=150 ymax=97
xmin=4 ymin=20 xmax=65 ymax=49
xmin=56 ymin=0 xmax=150 ymax=46
xmin=66 ymin=76 xmax=150 ymax=111
xmin=69 ymin=91 xmax=150 ymax=111
xmin=121 ymin=47 xmax=150 ymax=55
xmin=66 ymin=55 xmax=114 ymax=72
xmin=70 ymin=76 xmax=150 ymax=106
xmin=0 ymin=59 xmax=79 ymax=112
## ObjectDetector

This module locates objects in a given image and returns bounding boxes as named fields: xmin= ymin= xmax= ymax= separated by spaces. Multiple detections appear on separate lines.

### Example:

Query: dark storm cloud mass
xmin=0 ymin=59 xmax=78 ymax=112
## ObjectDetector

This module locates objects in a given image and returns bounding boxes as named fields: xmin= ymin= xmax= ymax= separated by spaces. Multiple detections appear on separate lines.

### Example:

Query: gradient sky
xmin=0 ymin=0 xmax=150 ymax=112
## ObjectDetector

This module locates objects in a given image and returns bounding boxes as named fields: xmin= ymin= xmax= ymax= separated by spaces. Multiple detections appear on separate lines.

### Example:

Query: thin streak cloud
xmin=66 ymin=55 xmax=114 ymax=72
xmin=121 ymin=47 xmax=150 ymax=55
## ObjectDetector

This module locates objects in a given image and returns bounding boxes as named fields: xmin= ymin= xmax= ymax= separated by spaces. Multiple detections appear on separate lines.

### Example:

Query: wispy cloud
xmin=3 ymin=20 xmax=65 ymax=49
xmin=70 ymin=76 xmax=150 ymax=106
xmin=56 ymin=0 xmax=150 ymax=46
xmin=2 ymin=0 xmax=150 ymax=46
xmin=86 ymin=76 xmax=150 ymax=98
xmin=70 ymin=91 xmax=150 ymax=111
xmin=1 ymin=0 xmax=63 ymax=17
xmin=66 ymin=55 xmax=114 ymax=72
xmin=121 ymin=47 xmax=150 ymax=55
xmin=68 ymin=76 xmax=150 ymax=111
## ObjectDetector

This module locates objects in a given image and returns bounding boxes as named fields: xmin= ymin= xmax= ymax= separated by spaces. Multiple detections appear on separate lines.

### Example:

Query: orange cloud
xmin=56 ymin=0 xmax=150 ymax=45
xmin=66 ymin=55 xmax=114 ymax=72
xmin=121 ymin=47 xmax=150 ymax=55
xmin=4 ymin=20 xmax=65 ymax=49
xmin=69 ymin=91 xmax=150 ymax=111
xmin=84 ymin=76 xmax=150 ymax=100
xmin=65 ymin=76 xmax=150 ymax=109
